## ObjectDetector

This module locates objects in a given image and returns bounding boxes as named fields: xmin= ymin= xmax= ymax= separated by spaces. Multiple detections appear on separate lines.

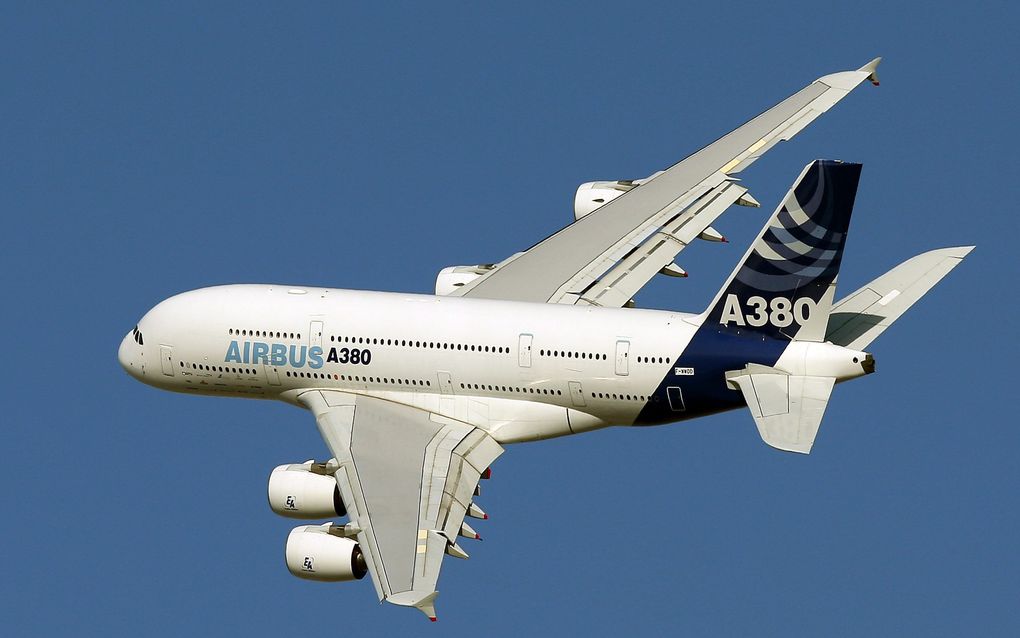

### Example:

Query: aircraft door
xmin=265 ymin=364 xmax=281 ymax=386
xmin=615 ymin=340 xmax=630 ymax=376
xmin=159 ymin=345 xmax=174 ymax=376
xmin=518 ymin=334 xmax=533 ymax=368
xmin=309 ymin=321 xmax=324 ymax=348
xmin=568 ymin=381 xmax=586 ymax=408
xmin=437 ymin=371 xmax=454 ymax=394
xmin=667 ymin=386 xmax=686 ymax=411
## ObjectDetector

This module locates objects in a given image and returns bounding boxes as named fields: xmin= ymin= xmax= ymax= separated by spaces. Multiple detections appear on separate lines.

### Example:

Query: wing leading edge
xmin=454 ymin=58 xmax=881 ymax=306
xmin=299 ymin=390 xmax=503 ymax=621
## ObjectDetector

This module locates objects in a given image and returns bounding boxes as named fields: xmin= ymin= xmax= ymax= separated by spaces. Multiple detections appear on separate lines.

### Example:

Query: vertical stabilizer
xmin=706 ymin=160 xmax=861 ymax=342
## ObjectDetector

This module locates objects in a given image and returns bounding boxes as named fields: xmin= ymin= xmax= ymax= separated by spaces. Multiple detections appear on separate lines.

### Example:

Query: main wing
xmin=452 ymin=58 xmax=881 ymax=306
xmin=299 ymin=390 xmax=503 ymax=621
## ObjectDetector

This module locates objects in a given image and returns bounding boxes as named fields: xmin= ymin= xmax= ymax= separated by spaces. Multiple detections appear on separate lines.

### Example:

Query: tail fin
xmin=706 ymin=160 xmax=861 ymax=342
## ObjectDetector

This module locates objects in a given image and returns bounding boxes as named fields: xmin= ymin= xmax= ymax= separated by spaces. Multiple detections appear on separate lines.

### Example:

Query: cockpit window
xmin=132 ymin=325 xmax=144 ymax=346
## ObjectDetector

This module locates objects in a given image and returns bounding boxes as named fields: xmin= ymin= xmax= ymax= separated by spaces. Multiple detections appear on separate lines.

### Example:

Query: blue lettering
xmin=270 ymin=343 xmax=287 ymax=366
xmin=225 ymin=341 xmax=242 ymax=363
xmin=289 ymin=344 xmax=307 ymax=368
xmin=252 ymin=342 xmax=270 ymax=364
xmin=243 ymin=341 xmax=251 ymax=364
xmin=308 ymin=346 xmax=324 ymax=369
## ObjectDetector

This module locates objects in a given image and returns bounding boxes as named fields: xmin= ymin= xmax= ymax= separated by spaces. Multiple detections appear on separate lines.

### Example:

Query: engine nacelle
xmin=574 ymin=181 xmax=630 ymax=220
xmin=435 ymin=263 xmax=495 ymax=296
xmin=268 ymin=462 xmax=345 ymax=519
xmin=285 ymin=524 xmax=368 ymax=582
xmin=574 ymin=172 xmax=662 ymax=220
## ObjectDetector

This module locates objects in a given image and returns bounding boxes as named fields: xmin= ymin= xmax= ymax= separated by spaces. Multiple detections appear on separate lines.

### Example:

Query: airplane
xmin=118 ymin=57 xmax=972 ymax=621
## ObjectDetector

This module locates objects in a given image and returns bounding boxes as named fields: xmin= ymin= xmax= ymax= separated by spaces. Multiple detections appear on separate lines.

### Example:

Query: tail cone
xmin=861 ymin=354 xmax=876 ymax=375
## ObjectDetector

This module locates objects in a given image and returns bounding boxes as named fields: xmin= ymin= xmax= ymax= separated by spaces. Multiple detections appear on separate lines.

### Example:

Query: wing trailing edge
xmin=454 ymin=58 xmax=882 ymax=305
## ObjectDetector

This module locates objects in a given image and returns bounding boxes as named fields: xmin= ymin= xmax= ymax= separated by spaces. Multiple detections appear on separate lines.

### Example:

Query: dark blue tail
xmin=706 ymin=159 xmax=861 ymax=342
xmin=635 ymin=160 xmax=862 ymax=425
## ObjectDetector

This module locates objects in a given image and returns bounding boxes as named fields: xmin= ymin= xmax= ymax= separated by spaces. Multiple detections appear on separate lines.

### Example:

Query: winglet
xmin=416 ymin=592 xmax=438 ymax=622
xmin=387 ymin=589 xmax=439 ymax=622
xmin=858 ymin=56 xmax=882 ymax=85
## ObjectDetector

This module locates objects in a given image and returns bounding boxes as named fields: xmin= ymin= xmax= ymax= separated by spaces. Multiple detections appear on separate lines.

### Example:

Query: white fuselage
xmin=118 ymin=284 xmax=708 ymax=443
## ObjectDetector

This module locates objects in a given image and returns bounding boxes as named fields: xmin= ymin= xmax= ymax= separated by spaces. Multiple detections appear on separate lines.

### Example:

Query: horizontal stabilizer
xmin=826 ymin=246 xmax=973 ymax=349
xmin=725 ymin=364 xmax=835 ymax=454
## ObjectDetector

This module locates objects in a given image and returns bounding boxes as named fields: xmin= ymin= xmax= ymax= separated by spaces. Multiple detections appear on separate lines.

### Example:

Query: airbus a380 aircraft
xmin=119 ymin=58 xmax=972 ymax=620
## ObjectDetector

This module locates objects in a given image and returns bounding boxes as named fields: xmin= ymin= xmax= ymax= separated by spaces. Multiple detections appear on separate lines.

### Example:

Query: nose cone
xmin=119 ymin=332 xmax=140 ymax=378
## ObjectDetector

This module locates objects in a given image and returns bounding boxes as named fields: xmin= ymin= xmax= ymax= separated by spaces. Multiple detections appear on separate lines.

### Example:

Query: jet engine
xmin=285 ymin=523 xmax=368 ymax=582
xmin=435 ymin=264 xmax=492 ymax=296
xmin=574 ymin=171 xmax=664 ymax=220
xmin=574 ymin=180 xmax=634 ymax=219
xmin=267 ymin=461 xmax=345 ymax=519
xmin=435 ymin=252 xmax=525 ymax=296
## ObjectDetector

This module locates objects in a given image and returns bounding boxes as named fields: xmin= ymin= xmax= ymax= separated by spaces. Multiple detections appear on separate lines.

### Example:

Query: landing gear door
xmin=159 ymin=345 xmax=174 ymax=377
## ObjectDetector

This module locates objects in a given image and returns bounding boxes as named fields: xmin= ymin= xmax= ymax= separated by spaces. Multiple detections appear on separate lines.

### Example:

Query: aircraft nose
xmin=119 ymin=332 xmax=137 ymax=376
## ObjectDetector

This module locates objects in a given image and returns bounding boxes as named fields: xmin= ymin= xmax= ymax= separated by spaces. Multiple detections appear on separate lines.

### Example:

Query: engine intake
xmin=574 ymin=172 xmax=661 ymax=220
xmin=435 ymin=264 xmax=494 ymax=296
xmin=268 ymin=462 xmax=345 ymax=519
xmin=286 ymin=524 xmax=368 ymax=582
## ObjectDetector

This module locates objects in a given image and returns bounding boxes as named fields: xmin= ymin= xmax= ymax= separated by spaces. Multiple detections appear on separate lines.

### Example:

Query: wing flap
xmin=455 ymin=59 xmax=880 ymax=305
xmin=299 ymin=390 xmax=503 ymax=619
xmin=575 ymin=180 xmax=749 ymax=306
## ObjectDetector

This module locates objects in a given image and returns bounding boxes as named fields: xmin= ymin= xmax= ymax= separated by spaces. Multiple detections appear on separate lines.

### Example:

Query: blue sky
xmin=3 ymin=1 xmax=1018 ymax=635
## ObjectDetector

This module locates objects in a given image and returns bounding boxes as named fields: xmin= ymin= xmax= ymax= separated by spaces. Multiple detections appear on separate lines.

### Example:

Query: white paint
xmin=878 ymin=289 xmax=901 ymax=306
xmin=118 ymin=285 xmax=701 ymax=441
xmin=285 ymin=525 xmax=363 ymax=582
xmin=268 ymin=463 xmax=342 ymax=519
xmin=773 ymin=341 xmax=870 ymax=381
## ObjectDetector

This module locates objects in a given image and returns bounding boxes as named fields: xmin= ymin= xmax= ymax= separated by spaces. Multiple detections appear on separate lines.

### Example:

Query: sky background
xmin=3 ymin=1 xmax=1019 ymax=635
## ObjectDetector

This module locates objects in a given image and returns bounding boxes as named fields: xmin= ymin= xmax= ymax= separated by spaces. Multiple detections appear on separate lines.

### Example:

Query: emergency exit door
xmin=615 ymin=340 xmax=630 ymax=376
xmin=568 ymin=381 xmax=586 ymax=408
xmin=159 ymin=345 xmax=174 ymax=376
xmin=518 ymin=334 xmax=533 ymax=368
xmin=309 ymin=321 xmax=323 ymax=348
